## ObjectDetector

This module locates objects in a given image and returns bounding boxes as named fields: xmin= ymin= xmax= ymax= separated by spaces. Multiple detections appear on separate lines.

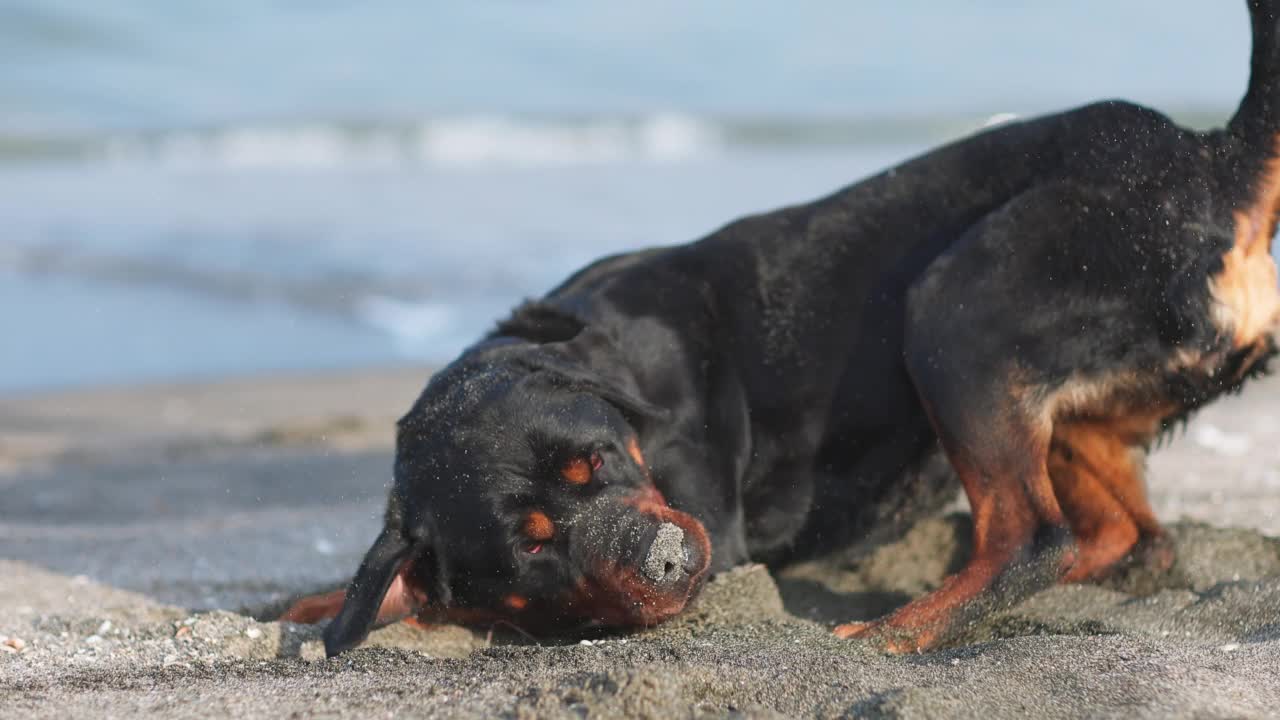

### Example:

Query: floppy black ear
xmin=493 ymin=302 xmax=670 ymax=422
xmin=491 ymin=301 xmax=585 ymax=344
xmin=322 ymin=526 xmax=413 ymax=658
xmin=560 ymin=325 xmax=672 ymax=422
xmin=557 ymin=365 xmax=669 ymax=421
xmin=527 ymin=351 xmax=669 ymax=423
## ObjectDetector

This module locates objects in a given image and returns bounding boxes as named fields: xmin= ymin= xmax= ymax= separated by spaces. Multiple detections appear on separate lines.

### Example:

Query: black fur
xmin=321 ymin=1 xmax=1280 ymax=656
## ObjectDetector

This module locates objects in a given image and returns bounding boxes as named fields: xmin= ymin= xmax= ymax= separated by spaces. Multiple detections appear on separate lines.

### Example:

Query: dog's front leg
xmin=833 ymin=392 xmax=1072 ymax=652
xmin=836 ymin=201 xmax=1085 ymax=652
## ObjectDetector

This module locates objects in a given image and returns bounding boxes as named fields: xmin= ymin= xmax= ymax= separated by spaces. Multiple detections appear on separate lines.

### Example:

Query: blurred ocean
xmin=0 ymin=1 xmax=1257 ymax=391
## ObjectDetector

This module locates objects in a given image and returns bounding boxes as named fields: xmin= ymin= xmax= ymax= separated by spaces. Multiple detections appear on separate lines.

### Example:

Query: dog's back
xmin=532 ymin=95 xmax=1225 ymax=557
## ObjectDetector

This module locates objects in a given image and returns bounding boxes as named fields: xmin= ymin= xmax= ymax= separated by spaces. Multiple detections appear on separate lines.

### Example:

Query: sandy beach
xmin=2 ymin=367 xmax=1279 ymax=718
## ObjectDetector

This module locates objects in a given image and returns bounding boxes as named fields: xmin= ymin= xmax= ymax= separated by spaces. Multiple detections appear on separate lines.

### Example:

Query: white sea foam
xmin=104 ymin=125 xmax=400 ymax=170
xmin=94 ymin=113 xmax=721 ymax=170
xmin=355 ymin=295 xmax=459 ymax=352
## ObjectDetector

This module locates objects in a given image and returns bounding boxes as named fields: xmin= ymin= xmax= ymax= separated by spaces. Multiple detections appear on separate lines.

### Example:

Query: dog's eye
xmin=561 ymin=452 xmax=602 ymax=484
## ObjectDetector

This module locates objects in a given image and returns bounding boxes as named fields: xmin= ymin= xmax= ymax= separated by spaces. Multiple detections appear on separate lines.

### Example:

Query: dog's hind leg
xmin=1047 ymin=425 xmax=1139 ymax=581
xmin=1049 ymin=419 xmax=1172 ymax=581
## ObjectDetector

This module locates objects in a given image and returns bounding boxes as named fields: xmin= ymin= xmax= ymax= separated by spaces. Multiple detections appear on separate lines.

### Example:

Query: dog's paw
xmin=1133 ymin=532 xmax=1176 ymax=574
xmin=833 ymin=620 xmax=932 ymax=654
xmin=832 ymin=620 xmax=872 ymax=640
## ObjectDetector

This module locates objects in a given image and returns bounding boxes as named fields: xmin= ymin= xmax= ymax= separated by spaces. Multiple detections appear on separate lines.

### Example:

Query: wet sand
xmin=2 ymin=368 xmax=1279 ymax=718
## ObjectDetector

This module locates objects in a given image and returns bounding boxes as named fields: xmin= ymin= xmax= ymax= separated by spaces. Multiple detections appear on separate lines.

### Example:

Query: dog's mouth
xmin=560 ymin=493 xmax=713 ymax=628
xmin=565 ymin=553 xmax=710 ymax=628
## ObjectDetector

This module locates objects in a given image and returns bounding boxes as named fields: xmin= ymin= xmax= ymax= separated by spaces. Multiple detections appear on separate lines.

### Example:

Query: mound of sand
xmin=3 ymin=519 xmax=1278 ymax=718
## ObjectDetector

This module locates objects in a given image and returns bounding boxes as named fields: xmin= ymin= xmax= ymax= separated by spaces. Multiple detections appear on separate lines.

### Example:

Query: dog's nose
xmin=641 ymin=522 xmax=686 ymax=583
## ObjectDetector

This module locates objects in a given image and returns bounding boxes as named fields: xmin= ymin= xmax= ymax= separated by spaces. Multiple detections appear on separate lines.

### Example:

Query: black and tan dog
xmin=286 ymin=1 xmax=1280 ymax=656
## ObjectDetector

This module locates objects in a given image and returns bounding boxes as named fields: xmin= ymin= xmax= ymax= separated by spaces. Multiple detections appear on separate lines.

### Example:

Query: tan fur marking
xmin=522 ymin=511 xmax=555 ymax=541
xmin=1040 ymin=374 xmax=1171 ymax=582
xmin=1048 ymin=434 xmax=1140 ymax=582
xmin=1037 ymin=370 xmax=1169 ymax=426
xmin=1210 ymin=245 xmax=1280 ymax=347
xmin=626 ymin=437 xmax=646 ymax=468
xmin=1237 ymin=135 xmax=1280 ymax=255
xmin=503 ymin=594 xmax=528 ymax=611
xmin=561 ymin=457 xmax=592 ymax=485
xmin=1211 ymin=134 xmax=1280 ymax=347
xmin=1048 ymin=414 xmax=1168 ymax=582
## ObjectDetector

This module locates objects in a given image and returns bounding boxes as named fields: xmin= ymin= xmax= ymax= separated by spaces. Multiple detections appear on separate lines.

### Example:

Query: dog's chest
xmin=1208 ymin=242 xmax=1280 ymax=350
xmin=1209 ymin=150 xmax=1280 ymax=351
xmin=1193 ymin=203 xmax=1280 ymax=397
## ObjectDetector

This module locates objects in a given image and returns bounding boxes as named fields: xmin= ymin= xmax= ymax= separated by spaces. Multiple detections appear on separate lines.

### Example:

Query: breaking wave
xmin=0 ymin=112 xmax=1027 ymax=169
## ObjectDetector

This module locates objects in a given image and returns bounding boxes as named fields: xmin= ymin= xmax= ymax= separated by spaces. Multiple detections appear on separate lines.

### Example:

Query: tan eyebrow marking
xmin=523 ymin=510 xmax=555 ymax=541
xmin=503 ymin=594 xmax=528 ymax=611
xmin=561 ymin=457 xmax=592 ymax=485
xmin=626 ymin=437 xmax=646 ymax=468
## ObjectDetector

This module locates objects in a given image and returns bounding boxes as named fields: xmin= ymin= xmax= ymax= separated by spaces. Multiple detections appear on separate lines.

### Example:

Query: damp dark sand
xmin=2 ymin=369 xmax=1279 ymax=718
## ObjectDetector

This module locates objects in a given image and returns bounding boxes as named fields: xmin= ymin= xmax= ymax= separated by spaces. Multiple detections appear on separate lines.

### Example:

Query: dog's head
xmin=323 ymin=323 xmax=711 ymax=656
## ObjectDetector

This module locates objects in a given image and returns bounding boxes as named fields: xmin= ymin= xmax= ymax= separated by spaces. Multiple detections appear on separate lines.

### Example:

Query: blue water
xmin=0 ymin=1 xmax=1258 ymax=392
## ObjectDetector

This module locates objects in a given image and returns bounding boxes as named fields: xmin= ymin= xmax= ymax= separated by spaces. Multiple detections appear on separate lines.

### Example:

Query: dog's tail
xmin=1229 ymin=0 xmax=1280 ymax=147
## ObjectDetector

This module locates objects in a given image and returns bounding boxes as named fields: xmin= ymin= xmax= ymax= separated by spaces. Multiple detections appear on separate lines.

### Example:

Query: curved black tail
xmin=1230 ymin=0 xmax=1280 ymax=147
